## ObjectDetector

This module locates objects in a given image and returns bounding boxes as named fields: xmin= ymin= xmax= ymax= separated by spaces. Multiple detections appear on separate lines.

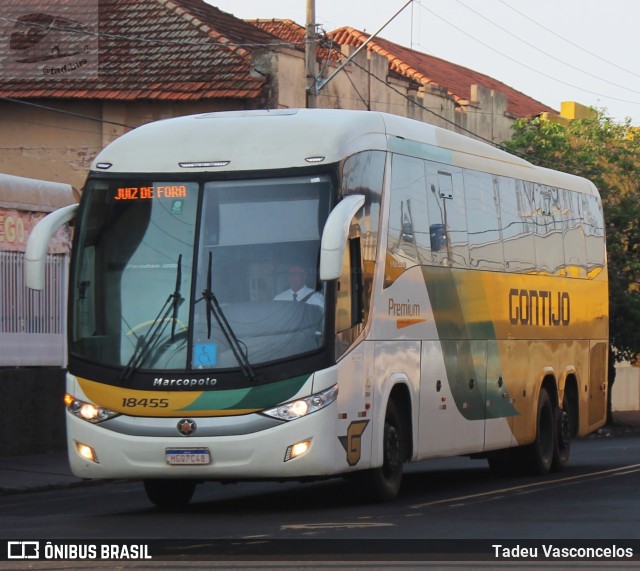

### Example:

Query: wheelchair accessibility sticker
xmin=193 ymin=343 xmax=217 ymax=367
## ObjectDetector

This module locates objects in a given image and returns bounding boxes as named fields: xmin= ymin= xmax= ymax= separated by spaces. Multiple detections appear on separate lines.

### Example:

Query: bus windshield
xmin=70 ymin=175 xmax=332 ymax=373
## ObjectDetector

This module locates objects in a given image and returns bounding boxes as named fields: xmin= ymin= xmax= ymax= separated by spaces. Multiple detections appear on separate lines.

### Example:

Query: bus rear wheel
xmin=358 ymin=400 xmax=406 ymax=502
xmin=551 ymin=407 xmax=571 ymax=471
xmin=522 ymin=387 xmax=555 ymax=475
xmin=143 ymin=479 xmax=196 ymax=510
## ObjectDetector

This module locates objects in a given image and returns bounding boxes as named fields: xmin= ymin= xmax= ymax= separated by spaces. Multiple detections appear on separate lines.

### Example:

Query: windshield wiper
xmin=202 ymin=251 xmax=256 ymax=383
xmin=120 ymin=255 xmax=184 ymax=382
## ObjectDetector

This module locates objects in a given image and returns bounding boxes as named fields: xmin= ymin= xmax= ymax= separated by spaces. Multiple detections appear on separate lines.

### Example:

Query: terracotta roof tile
xmin=0 ymin=0 xmax=279 ymax=101
xmin=249 ymin=18 xmax=340 ymax=62
xmin=329 ymin=27 xmax=557 ymax=118
xmin=249 ymin=19 xmax=305 ymax=47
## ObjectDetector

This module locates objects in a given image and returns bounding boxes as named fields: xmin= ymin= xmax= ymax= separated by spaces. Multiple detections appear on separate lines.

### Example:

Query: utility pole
xmin=305 ymin=0 xmax=317 ymax=108
xmin=315 ymin=0 xmax=412 ymax=96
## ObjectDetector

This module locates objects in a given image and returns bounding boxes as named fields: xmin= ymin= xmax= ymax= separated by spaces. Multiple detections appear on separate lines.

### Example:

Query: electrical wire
xmin=452 ymin=0 xmax=640 ymax=97
xmin=497 ymin=0 xmax=640 ymax=82
xmin=0 ymin=6 xmax=610 ymax=175
xmin=1 ymin=53 xmax=588 ymax=175
xmin=0 ymin=96 xmax=135 ymax=129
xmin=415 ymin=1 xmax=640 ymax=106
xmin=322 ymin=39 xmax=597 ymax=175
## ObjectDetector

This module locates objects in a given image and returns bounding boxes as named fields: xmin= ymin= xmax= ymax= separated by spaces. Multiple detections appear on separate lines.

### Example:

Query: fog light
xmin=75 ymin=441 xmax=99 ymax=463
xmin=284 ymin=439 xmax=311 ymax=462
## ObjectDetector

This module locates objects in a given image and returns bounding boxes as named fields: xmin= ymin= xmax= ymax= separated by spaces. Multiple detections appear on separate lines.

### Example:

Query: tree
xmin=503 ymin=110 xmax=640 ymax=423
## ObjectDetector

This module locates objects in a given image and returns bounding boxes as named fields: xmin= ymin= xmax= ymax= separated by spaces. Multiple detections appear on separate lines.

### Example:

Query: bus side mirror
xmin=25 ymin=203 xmax=78 ymax=290
xmin=319 ymin=194 xmax=364 ymax=281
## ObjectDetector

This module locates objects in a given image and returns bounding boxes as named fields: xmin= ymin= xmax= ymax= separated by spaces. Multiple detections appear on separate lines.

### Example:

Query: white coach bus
xmin=26 ymin=109 xmax=608 ymax=508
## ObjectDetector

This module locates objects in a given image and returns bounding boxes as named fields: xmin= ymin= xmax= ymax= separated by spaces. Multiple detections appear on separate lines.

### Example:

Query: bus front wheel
xmin=143 ymin=479 xmax=196 ymax=510
xmin=358 ymin=400 xmax=406 ymax=502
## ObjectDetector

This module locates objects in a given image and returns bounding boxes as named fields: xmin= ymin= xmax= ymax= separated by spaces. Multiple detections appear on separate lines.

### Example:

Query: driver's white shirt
xmin=274 ymin=286 xmax=324 ymax=308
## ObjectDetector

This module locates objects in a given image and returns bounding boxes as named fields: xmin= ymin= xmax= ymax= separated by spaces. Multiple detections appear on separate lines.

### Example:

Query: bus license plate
xmin=165 ymin=448 xmax=211 ymax=465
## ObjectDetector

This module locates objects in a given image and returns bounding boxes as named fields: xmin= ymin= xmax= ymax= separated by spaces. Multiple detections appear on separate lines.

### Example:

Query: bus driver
xmin=274 ymin=264 xmax=324 ymax=308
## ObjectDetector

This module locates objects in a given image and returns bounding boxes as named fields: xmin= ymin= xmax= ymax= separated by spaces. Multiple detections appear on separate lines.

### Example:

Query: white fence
xmin=612 ymin=363 xmax=640 ymax=412
xmin=0 ymin=251 xmax=68 ymax=366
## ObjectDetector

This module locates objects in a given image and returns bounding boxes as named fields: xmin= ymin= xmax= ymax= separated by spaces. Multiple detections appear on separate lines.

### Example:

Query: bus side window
xmin=465 ymin=170 xmax=504 ymax=271
xmin=336 ymin=234 xmax=363 ymax=333
xmin=499 ymin=177 xmax=536 ymax=273
xmin=563 ymin=189 xmax=588 ymax=278
xmin=425 ymin=164 xmax=468 ymax=268
xmin=584 ymin=194 xmax=606 ymax=274
xmin=388 ymin=154 xmax=431 ymax=269
xmin=341 ymin=151 xmax=382 ymax=324
xmin=335 ymin=226 xmax=364 ymax=359
xmin=530 ymin=182 xmax=565 ymax=275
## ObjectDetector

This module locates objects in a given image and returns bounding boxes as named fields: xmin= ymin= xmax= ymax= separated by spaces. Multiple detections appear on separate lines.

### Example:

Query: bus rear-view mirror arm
xmin=319 ymin=194 xmax=365 ymax=281
xmin=25 ymin=203 xmax=79 ymax=290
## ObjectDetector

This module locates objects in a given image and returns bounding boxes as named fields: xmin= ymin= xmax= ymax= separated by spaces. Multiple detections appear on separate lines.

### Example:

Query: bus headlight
xmin=65 ymin=394 xmax=118 ymax=424
xmin=261 ymin=385 xmax=338 ymax=421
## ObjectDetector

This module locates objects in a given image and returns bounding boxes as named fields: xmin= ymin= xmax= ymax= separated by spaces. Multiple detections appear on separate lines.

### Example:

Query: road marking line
xmin=410 ymin=463 xmax=640 ymax=509
xmin=281 ymin=522 xmax=394 ymax=530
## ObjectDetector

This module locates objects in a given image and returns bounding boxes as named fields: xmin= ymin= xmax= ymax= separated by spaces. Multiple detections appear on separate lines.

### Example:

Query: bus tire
xmin=551 ymin=406 xmax=571 ymax=471
xmin=359 ymin=400 xmax=406 ymax=502
xmin=143 ymin=479 xmax=196 ymax=510
xmin=523 ymin=387 xmax=555 ymax=475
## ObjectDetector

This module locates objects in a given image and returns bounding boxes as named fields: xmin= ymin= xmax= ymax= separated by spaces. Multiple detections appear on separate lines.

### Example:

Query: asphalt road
xmin=1 ymin=427 xmax=640 ymax=569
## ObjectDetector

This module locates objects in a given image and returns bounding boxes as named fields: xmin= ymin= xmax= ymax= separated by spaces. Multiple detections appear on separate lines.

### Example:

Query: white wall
xmin=612 ymin=363 xmax=640 ymax=412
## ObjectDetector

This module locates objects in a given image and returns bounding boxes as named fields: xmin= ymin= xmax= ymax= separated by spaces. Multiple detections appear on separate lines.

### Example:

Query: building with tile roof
xmin=253 ymin=19 xmax=557 ymax=142
xmin=0 ymin=0 xmax=287 ymax=186
xmin=1 ymin=0 xmax=277 ymax=102
xmin=329 ymin=26 xmax=556 ymax=119
xmin=0 ymin=1 xmax=559 ymax=187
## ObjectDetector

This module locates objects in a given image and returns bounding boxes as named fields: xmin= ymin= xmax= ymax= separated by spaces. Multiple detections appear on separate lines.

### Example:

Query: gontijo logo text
xmin=508 ymin=288 xmax=570 ymax=327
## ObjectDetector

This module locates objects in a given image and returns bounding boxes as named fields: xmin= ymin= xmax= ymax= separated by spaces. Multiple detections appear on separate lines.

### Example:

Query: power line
xmin=1 ymin=57 xmax=588 ymax=176
xmin=415 ymin=1 xmax=640 ymax=106
xmin=497 ymin=0 xmax=640 ymax=83
xmin=452 ymin=0 xmax=640 ymax=98
xmin=322 ymin=39 xmax=596 ymax=175
xmin=0 ymin=14 xmax=599 ymax=176
xmin=0 ymin=96 xmax=134 ymax=129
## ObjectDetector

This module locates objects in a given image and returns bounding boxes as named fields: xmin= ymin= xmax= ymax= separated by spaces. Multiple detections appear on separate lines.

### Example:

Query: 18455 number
xmin=121 ymin=398 xmax=169 ymax=408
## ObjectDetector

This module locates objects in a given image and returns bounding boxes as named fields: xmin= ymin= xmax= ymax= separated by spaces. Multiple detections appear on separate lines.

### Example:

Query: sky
xmin=207 ymin=0 xmax=640 ymax=124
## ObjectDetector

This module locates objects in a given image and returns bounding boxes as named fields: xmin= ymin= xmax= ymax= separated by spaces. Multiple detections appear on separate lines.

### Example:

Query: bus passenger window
xmin=388 ymin=154 xmax=431 ymax=270
xmin=562 ymin=189 xmax=588 ymax=278
xmin=465 ymin=170 xmax=504 ymax=271
xmin=427 ymin=165 xmax=468 ymax=268
xmin=499 ymin=177 xmax=536 ymax=273
xmin=584 ymin=194 xmax=606 ymax=273
xmin=530 ymin=183 xmax=564 ymax=275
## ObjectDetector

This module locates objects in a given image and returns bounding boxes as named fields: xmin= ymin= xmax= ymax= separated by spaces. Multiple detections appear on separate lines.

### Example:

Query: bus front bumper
xmin=66 ymin=404 xmax=343 ymax=481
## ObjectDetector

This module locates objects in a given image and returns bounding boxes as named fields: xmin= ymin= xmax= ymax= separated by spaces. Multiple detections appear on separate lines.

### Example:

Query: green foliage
xmin=504 ymin=110 xmax=640 ymax=366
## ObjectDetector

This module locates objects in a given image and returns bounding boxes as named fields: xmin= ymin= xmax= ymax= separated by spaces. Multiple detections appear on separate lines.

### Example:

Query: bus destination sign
xmin=114 ymin=185 xmax=188 ymax=201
